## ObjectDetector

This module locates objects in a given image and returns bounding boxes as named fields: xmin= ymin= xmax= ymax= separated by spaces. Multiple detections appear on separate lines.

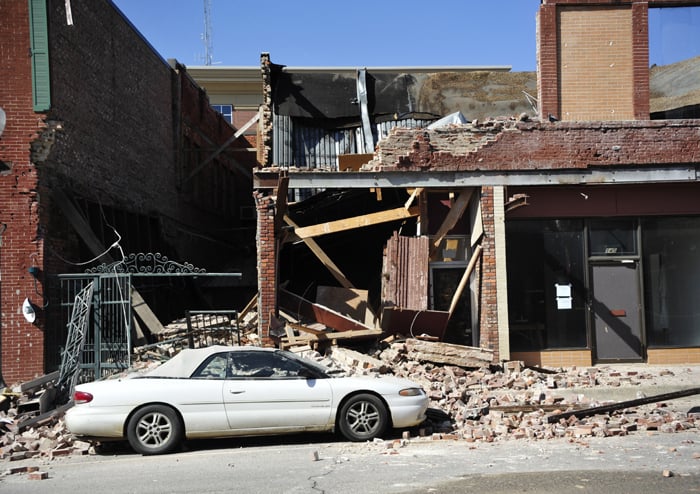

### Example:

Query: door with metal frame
xmin=591 ymin=260 xmax=643 ymax=361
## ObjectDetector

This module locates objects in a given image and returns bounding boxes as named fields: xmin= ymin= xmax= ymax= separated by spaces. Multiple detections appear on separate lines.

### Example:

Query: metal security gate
xmin=59 ymin=273 xmax=132 ymax=382
xmin=57 ymin=253 xmax=239 ymax=383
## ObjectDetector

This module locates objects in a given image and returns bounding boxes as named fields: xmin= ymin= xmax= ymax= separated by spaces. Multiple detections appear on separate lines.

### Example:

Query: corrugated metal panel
xmin=376 ymin=118 xmax=434 ymax=141
xmin=381 ymin=232 xmax=429 ymax=310
xmin=274 ymin=116 xmax=434 ymax=170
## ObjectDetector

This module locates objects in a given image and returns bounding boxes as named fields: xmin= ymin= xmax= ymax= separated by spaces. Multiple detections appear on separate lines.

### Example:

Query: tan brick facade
xmin=538 ymin=0 xmax=650 ymax=121
xmin=559 ymin=7 xmax=635 ymax=120
xmin=511 ymin=350 xmax=593 ymax=368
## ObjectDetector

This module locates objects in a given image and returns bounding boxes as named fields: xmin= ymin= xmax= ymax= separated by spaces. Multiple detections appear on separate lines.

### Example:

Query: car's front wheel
xmin=338 ymin=393 xmax=388 ymax=441
xmin=126 ymin=405 xmax=183 ymax=455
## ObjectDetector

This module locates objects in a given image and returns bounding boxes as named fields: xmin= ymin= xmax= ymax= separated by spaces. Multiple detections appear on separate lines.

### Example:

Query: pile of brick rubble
xmin=1 ymin=338 xmax=698 ymax=463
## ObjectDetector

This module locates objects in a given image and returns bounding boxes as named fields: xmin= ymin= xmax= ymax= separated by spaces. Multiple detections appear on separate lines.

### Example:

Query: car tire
xmin=337 ymin=393 xmax=388 ymax=442
xmin=126 ymin=405 xmax=183 ymax=455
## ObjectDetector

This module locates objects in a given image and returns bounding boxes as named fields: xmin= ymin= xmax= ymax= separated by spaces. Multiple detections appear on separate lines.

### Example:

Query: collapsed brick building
xmin=0 ymin=0 xmax=257 ymax=383
xmin=252 ymin=0 xmax=700 ymax=367
xmin=2 ymin=0 xmax=699 ymax=387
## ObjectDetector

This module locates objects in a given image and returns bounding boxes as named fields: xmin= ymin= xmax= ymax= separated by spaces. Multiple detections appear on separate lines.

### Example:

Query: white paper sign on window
xmin=555 ymin=283 xmax=572 ymax=310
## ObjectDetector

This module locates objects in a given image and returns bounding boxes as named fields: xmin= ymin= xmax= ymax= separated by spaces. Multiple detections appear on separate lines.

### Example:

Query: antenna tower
xmin=203 ymin=0 xmax=213 ymax=65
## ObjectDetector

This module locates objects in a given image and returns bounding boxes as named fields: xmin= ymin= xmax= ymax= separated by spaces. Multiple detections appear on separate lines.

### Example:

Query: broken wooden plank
xmin=307 ymin=328 xmax=383 ymax=342
xmin=292 ymin=206 xmax=420 ymax=239
xmin=283 ymin=215 xmax=354 ymax=289
xmin=132 ymin=290 xmax=165 ymax=335
xmin=237 ymin=292 xmax=258 ymax=324
xmin=17 ymin=371 xmax=59 ymax=393
xmin=404 ymin=187 xmax=423 ymax=209
xmin=16 ymin=402 xmax=73 ymax=432
xmin=429 ymin=188 xmax=473 ymax=258
xmin=288 ymin=322 xmax=327 ymax=336
xmin=547 ymin=387 xmax=700 ymax=423
xmin=404 ymin=338 xmax=494 ymax=368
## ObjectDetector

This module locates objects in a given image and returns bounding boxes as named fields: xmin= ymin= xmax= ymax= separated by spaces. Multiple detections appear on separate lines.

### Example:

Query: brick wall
xmin=0 ymin=0 xmax=244 ymax=382
xmin=0 ymin=0 xmax=47 ymax=383
xmin=44 ymin=0 xmax=177 ymax=215
xmin=372 ymin=120 xmax=700 ymax=172
xmin=537 ymin=0 xmax=650 ymax=121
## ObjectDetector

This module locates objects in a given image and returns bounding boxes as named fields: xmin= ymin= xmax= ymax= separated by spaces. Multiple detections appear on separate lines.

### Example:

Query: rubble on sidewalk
xmin=1 ymin=332 xmax=698 ymax=462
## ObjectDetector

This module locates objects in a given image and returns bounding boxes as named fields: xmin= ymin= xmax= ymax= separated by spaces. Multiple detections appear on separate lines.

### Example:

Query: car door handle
xmin=229 ymin=389 xmax=245 ymax=394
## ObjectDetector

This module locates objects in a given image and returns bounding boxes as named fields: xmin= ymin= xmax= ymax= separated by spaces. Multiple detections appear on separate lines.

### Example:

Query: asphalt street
xmin=1 ymin=430 xmax=698 ymax=493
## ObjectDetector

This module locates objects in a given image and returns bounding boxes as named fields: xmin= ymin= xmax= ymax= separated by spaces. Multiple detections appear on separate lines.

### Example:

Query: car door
xmin=180 ymin=352 xmax=231 ymax=433
xmin=222 ymin=350 xmax=333 ymax=431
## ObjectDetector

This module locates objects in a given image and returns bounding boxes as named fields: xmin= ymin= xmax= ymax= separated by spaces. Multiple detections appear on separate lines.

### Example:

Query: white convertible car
xmin=65 ymin=346 xmax=429 ymax=455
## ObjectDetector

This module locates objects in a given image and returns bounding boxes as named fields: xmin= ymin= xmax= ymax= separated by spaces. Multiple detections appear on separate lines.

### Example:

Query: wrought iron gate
xmin=59 ymin=273 xmax=132 ymax=382
xmin=57 ymin=253 xmax=235 ymax=383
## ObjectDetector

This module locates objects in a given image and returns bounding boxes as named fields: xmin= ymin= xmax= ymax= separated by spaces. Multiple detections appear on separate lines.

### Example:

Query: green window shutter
xmin=28 ymin=0 xmax=51 ymax=112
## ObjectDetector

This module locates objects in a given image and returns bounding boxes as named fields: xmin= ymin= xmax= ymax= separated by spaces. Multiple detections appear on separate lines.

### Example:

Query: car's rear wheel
xmin=126 ymin=405 xmax=183 ymax=455
xmin=338 ymin=393 xmax=388 ymax=441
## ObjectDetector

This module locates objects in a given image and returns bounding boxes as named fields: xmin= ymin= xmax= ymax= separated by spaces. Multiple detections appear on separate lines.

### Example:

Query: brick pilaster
xmin=254 ymin=190 xmax=277 ymax=345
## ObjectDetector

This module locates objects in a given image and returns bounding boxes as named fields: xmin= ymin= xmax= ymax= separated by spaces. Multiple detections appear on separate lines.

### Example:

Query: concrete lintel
xmin=277 ymin=167 xmax=697 ymax=189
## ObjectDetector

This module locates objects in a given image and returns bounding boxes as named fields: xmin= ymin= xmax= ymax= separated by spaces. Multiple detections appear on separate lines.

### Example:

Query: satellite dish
xmin=23 ymin=298 xmax=36 ymax=323
xmin=0 ymin=107 xmax=5 ymax=137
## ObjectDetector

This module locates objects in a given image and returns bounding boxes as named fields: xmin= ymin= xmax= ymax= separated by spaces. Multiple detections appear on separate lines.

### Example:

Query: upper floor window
xmin=211 ymin=104 xmax=233 ymax=124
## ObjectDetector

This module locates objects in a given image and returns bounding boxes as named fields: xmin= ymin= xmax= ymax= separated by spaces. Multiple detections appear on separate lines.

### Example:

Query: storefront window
xmin=589 ymin=219 xmax=637 ymax=256
xmin=506 ymin=220 xmax=587 ymax=351
xmin=643 ymin=217 xmax=700 ymax=347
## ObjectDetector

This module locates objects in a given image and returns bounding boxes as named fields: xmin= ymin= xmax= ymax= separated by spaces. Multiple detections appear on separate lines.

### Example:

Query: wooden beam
xmin=236 ymin=293 xmax=258 ymax=324
xmin=448 ymin=244 xmax=483 ymax=316
xmin=405 ymin=187 xmax=423 ymax=209
xmin=293 ymin=206 xmax=419 ymax=239
xmin=429 ymin=188 xmax=473 ymax=258
xmin=283 ymin=215 xmax=354 ymax=289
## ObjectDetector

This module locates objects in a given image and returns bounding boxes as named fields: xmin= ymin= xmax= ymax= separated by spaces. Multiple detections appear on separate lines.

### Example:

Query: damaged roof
xmin=270 ymin=63 xmax=536 ymax=124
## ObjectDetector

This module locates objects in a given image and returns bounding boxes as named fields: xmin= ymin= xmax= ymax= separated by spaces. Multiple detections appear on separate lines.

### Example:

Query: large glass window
xmin=643 ymin=217 xmax=700 ymax=347
xmin=506 ymin=220 xmax=587 ymax=351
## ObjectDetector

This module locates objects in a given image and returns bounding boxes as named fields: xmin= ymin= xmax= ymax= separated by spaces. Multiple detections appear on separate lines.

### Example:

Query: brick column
xmin=632 ymin=2 xmax=650 ymax=119
xmin=537 ymin=2 xmax=560 ymax=121
xmin=478 ymin=186 xmax=500 ymax=362
xmin=254 ymin=190 xmax=277 ymax=346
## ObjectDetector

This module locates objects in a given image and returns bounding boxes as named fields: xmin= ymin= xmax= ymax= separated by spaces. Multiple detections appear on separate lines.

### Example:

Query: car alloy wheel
xmin=338 ymin=393 xmax=388 ymax=442
xmin=126 ymin=405 xmax=183 ymax=455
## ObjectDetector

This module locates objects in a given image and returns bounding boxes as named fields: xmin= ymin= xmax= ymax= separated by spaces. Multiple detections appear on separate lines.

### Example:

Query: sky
xmin=112 ymin=1 xmax=700 ymax=71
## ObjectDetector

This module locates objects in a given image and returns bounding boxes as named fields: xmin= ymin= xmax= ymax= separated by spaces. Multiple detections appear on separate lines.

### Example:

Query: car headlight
xmin=399 ymin=387 xmax=425 ymax=397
